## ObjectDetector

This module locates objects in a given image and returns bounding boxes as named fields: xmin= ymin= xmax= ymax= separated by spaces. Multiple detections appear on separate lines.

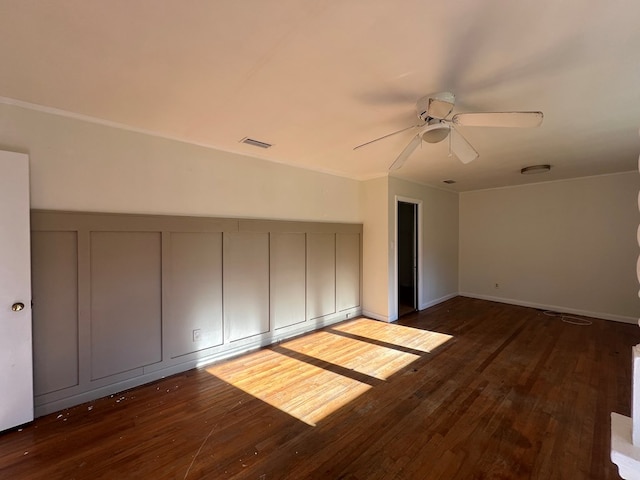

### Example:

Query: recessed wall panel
xmin=30 ymin=210 xmax=362 ymax=417
xmin=271 ymin=233 xmax=306 ymax=330
xmin=336 ymin=233 xmax=361 ymax=311
xmin=307 ymin=233 xmax=336 ymax=320
xmin=224 ymin=232 xmax=270 ymax=341
xmin=90 ymin=232 xmax=162 ymax=379
xmin=31 ymin=231 xmax=79 ymax=396
xmin=168 ymin=232 xmax=223 ymax=357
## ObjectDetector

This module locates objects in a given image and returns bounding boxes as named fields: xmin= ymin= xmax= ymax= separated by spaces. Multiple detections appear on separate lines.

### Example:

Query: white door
xmin=0 ymin=150 xmax=33 ymax=432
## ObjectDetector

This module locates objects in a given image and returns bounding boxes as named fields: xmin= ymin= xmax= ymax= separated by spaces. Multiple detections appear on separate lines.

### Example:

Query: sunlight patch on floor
xmin=280 ymin=330 xmax=420 ymax=380
xmin=331 ymin=318 xmax=452 ymax=353
xmin=206 ymin=349 xmax=371 ymax=426
xmin=205 ymin=318 xmax=452 ymax=426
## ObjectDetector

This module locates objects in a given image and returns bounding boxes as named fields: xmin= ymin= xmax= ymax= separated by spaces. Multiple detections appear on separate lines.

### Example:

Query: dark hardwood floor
xmin=0 ymin=297 xmax=637 ymax=479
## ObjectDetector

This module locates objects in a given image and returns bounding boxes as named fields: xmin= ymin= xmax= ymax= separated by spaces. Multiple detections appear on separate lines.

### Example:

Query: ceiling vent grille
xmin=240 ymin=137 xmax=272 ymax=149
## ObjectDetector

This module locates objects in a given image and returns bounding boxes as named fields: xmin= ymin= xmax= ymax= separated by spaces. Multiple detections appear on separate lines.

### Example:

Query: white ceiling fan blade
xmin=450 ymin=126 xmax=479 ymax=164
xmin=389 ymin=135 xmax=422 ymax=171
xmin=353 ymin=124 xmax=417 ymax=150
xmin=451 ymin=111 xmax=543 ymax=128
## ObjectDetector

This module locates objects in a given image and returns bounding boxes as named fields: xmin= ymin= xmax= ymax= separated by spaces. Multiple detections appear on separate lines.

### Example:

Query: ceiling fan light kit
xmin=355 ymin=91 xmax=543 ymax=172
xmin=521 ymin=164 xmax=551 ymax=175
xmin=420 ymin=123 xmax=450 ymax=143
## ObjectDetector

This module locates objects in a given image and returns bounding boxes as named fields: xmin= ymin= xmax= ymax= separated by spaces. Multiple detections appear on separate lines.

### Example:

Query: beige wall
xmin=360 ymin=176 xmax=390 ymax=320
xmin=0 ymin=103 xmax=360 ymax=222
xmin=459 ymin=172 xmax=640 ymax=322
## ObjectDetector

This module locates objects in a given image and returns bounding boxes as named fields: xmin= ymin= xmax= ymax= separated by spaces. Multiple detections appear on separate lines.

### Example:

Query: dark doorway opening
xmin=397 ymin=201 xmax=418 ymax=318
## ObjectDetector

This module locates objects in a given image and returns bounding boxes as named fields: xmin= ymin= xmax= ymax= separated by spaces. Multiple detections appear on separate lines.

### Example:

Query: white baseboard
xmin=419 ymin=292 xmax=458 ymax=311
xmin=362 ymin=292 xmax=458 ymax=323
xmin=459 ymin=292 xmax=638 ymax=325
xmin=362 ymin=293 xmax=457 ymax=323
xmin=361 ymin=310 xmax=391 ymax=322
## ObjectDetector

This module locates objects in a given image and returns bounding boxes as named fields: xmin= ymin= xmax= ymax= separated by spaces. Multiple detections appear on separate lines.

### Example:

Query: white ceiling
xmin=1 ymin=1 xmax=639 ymax=191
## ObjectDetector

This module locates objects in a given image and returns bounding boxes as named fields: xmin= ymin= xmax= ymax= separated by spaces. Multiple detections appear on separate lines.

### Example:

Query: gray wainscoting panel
xmin=336 ymin=233 xmax=361 ymax=312
xmin=306 ymin=233 xmax=336 ymax=320
xmin=167 ymin=232 xmax=223 ymax=357
xmin=270 ymin=232 xmax=306 ymax=330
xmin=31 ymin=231 xmax=79 ymax=396
xmin=30 ymin=211 xmax=362 ymax=416
xmin=223 ymin=232 xmax=270 ymax=342
xmin=90 ymin=232 xmax=162 ymax=380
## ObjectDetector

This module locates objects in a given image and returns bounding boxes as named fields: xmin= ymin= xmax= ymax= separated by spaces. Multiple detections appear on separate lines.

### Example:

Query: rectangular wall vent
xmin=240 ymin=137 xmax=272 ymax=149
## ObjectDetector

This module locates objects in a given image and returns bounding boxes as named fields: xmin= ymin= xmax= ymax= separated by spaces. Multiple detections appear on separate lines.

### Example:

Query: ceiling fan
xmin=354 ymin=92 xmax=543 ymax=170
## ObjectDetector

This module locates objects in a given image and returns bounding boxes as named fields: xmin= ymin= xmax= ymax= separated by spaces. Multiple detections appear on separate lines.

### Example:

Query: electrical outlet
xmin=495 ymin=283 xmax=499 ymax=289
xmin=192 ymin=329 xmax=202 ymax=342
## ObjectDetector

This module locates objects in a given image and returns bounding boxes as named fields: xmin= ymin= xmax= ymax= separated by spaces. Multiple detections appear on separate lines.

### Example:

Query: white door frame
xmin=393 ymin=195 xmax=423 ymax=321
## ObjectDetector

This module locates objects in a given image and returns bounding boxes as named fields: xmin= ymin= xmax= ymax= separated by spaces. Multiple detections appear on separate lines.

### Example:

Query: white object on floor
xmin=611 ymin=412 xmax=640 ymax=480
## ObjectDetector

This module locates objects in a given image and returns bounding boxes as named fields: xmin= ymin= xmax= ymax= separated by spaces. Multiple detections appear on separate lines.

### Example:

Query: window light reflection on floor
xmin=280 ymin=330 xmax=419 ymax=381
xmin=206 ymin=349 xmax=371 ymax=426
xmin=205 ymin=318 xmax=452 ymax=426
xmin=331 ymin=318 xmax=452 ymax=353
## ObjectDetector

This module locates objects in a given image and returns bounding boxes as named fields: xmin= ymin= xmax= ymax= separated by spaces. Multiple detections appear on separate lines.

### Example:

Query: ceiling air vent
xmin=443 ymin=179 xmax=456 ymax=184
xmin=520 ymin=164 xmax=551 ymax=175
xmin=240 ymin=137 xmax=272 ymax=149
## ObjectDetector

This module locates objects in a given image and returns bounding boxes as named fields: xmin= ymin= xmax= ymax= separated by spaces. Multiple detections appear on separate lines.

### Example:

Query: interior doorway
xmin=397 ymin=200 xmax=418 ymax=318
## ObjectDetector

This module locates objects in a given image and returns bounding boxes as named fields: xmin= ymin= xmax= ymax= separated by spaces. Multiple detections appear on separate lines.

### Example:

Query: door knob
xmin=11 ymin=302 xmax=24 ymax=312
